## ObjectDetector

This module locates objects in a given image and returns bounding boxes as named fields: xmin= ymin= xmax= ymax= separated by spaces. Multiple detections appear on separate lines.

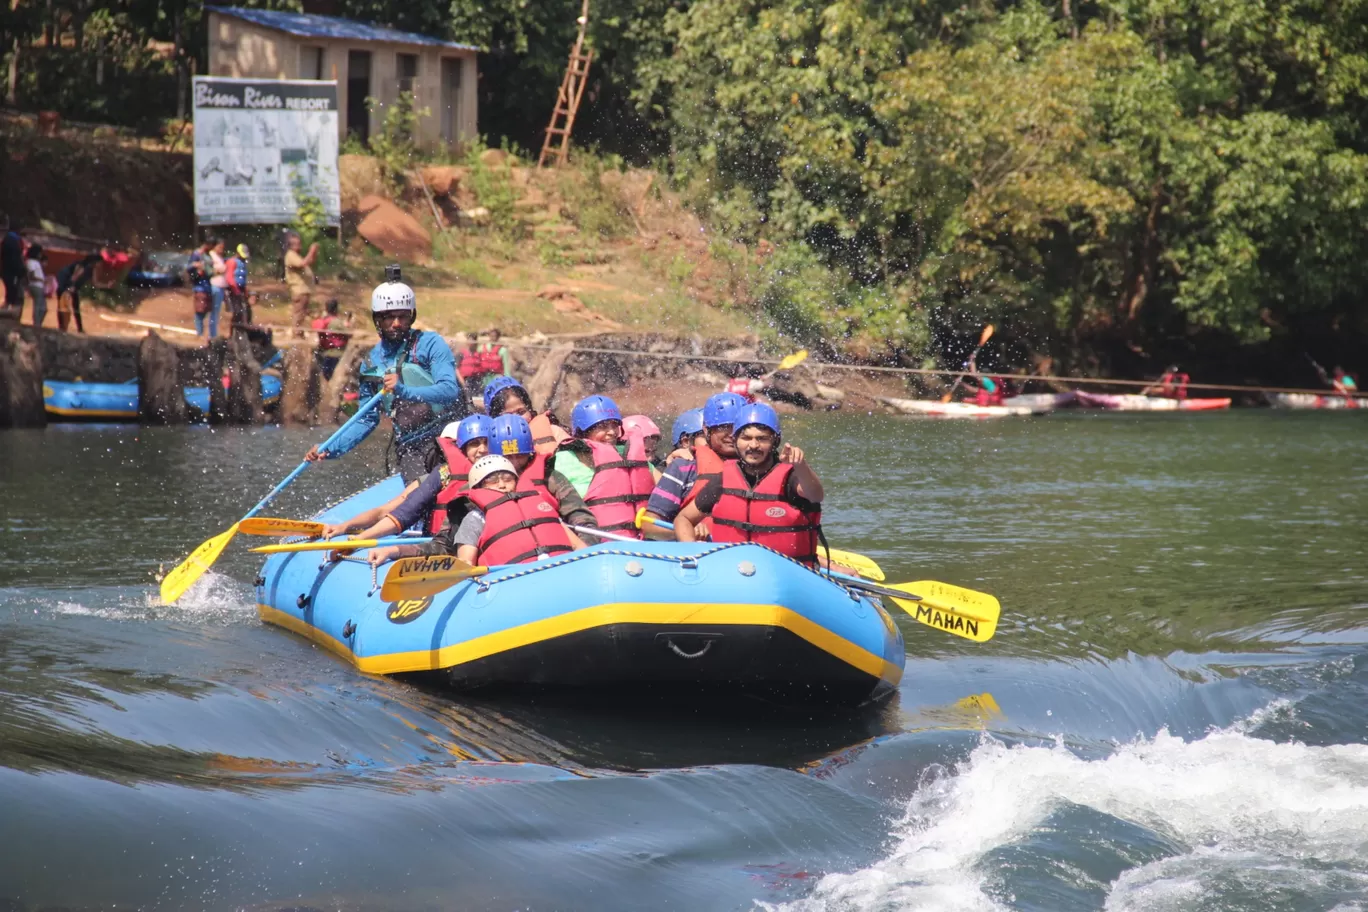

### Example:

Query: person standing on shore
xmin=208 ymin=237 xmax=229 ymax=331
xmin=187 ymin=239 xmax=216 ymax=339
xmin=223 ymin=244 xmax=250 ymax=329
xmin=303 ymin=265 xmax=468 ymax=483
xmin=55 ymin=253 xmax=100 ymax=333
xmin=283 ymin=231 xmax=319 ymax=339
xmin=1 ymin=215 xmax=26 ymax=314
xmin=466 ymin=328 xmax=511 ymax=393
xmin=311 ymin=299 xmax=351 ymax=379
xmin=24 ymin=244 xmax=48 ymax=328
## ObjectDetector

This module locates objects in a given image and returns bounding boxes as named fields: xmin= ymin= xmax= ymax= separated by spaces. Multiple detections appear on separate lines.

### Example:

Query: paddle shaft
xmin=252 ymin=535 xmax=432 ymax=554
xmin=242 ymin=391 xmax=385 ymax=521
xmin=942 ymin=326 xmax=995 ymax=402
xmin=569 ymin=524 xmax=637 ymax=544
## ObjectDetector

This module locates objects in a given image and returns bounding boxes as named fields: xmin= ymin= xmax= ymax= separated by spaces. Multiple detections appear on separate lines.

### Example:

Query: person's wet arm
xmin=307 ymin=377 xmax=381 ymax=460
xmin=547 ymin=471 xmax=598 ymax=535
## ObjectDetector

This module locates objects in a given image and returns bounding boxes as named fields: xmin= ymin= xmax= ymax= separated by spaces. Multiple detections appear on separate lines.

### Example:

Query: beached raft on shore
xmin=1072 ymin=391 xmax=1231 ymax=411
xmin=1265 ymin=392 xmax=1362 ymax=410
xmin=42 ymin=376 xmax=282 ymax=421
xmin=878 ymin=396 xmax=1050 ymax=418
xmin=255 ymin=477 xmax=907 ymax=705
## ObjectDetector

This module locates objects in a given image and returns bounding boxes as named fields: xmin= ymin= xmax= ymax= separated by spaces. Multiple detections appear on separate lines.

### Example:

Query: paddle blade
xmin=160 ymin=524 xmax=238 ymax=605
xmin=239 ymin=518 xmax=326 ymax=537
xmin=251 ymin=539 xmax=382 ymax=554
xmin=819 ymin=546 xmax=885 ymax=582
xmin=888 ymin=580 xmax=1000 ymax=643
xmin=381 ymin=555 xmax=487 ymax=601
xmin=979 ymin=324 xmax=995 ymax=345
xmin=777 ymin=349 xmax=809 ymax=372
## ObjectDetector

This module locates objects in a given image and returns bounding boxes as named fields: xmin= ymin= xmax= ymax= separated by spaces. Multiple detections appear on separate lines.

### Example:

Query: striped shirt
xmin=645 ymin=458 xmax=699 ymax=522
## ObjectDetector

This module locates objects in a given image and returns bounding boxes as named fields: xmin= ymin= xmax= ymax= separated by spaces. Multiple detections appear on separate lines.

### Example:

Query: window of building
xmin=397 ymin=53 xmax=418 ymax=94
xmin=300 ymin=46 xmax=325 ymax=81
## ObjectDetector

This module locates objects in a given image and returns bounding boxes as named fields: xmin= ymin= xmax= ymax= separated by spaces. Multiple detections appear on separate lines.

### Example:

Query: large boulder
xmin=355 ymin=195 xmax=433 ymax=264
xmin=339 ymin=155 xmax=386 ymax=211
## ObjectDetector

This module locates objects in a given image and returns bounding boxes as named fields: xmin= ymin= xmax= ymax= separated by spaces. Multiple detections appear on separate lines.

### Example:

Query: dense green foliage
xmin=8 ymin=0 xmax=1367 ymax=371
xmin=640 ymin=0 xmax=1368 ymax=367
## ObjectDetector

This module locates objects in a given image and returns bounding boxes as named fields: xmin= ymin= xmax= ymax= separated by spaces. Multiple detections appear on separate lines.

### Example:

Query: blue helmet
xmin=671 ymin=408 xmax=705 ymax=447
xmin=733 ymin=402 xmax=781 ymax=437
xmin=571 ymin=395 xmax=624 ymax=435
xmin=455 ymin=414 xmax=494 ymax=448
xmin=702 ymin=391 xmax=748 ymax=429
xmin=490 ymin=414 xmax=535 ymax=457
xmin=482 ymin=375 xmax=526 ymax=414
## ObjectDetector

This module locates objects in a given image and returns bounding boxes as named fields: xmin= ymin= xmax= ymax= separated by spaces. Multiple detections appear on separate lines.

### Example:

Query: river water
xmin=2 ymin=411 xmax=1366 ymax=911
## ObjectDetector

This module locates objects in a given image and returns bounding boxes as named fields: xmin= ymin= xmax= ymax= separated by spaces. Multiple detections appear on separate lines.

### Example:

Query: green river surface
xmin=2 ymin=409 xmax=1366 ymax=911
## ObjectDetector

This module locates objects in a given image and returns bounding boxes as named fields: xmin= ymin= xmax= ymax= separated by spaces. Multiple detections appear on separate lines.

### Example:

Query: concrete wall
xmin=207 ymin=13 xmax=478 ymax=150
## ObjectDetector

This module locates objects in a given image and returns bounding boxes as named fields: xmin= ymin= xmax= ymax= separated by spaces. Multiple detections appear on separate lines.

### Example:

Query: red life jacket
xmin=529 ymin=412 xmax=569 ymax=456
xmin=431 ymin=437 xmax=476 ymax=532
xmin=311 ymin=315 xmax=348 ymax=352
xmin=974 ymin=385 xmax=1004 ymax=407
xmin=709 ymin=461 xmax=822 ymax=565
xmin=1159 ymin=372 xmax=1190 ymax=399
xmin=683 ymin=443 xmax=726 ymax=507
xmin=465 ymin=466 xmax=572 ymax=566
xmin=471 ymin=343 xmax=504 ymax=376
xmin=577 ymin=436 xmax=654 ymax=536
xmin=457 ymin=347 xmax=482 ymax=380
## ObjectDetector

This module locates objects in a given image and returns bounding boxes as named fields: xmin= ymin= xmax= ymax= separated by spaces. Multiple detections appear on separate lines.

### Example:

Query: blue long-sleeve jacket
xmin=325 ymin=330 xmax=467 ymax=456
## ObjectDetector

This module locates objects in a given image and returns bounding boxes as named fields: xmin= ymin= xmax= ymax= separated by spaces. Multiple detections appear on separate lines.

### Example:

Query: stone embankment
xmin=0 ymin=315 xmax=852 ymax=429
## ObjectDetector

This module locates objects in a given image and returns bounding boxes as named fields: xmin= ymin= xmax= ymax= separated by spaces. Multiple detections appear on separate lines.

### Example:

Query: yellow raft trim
xmin=44 ymin=405 xmax=138 ymax=419
xmin=258 ymin=601 xmax=903 ymax=687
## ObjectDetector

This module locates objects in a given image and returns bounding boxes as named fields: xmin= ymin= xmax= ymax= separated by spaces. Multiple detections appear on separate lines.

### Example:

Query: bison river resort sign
xmin=192 ymin=76 xmax=342 ymax=226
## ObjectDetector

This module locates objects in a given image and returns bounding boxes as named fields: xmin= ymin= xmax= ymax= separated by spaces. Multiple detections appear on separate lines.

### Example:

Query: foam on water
xmin=779 ymin=710 xmax=1368 ymax=912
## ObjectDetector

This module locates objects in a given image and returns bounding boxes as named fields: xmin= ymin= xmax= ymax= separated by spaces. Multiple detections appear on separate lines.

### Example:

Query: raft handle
xmin=342 ymin=620 xmax=356 ymax=639
xmin=659 ymin=633 xmax=718 ymax=660
xmin=253 ymin=575 xmax=265 ymax=588
xmin=297 ymin=594 xmax=311 ymax=609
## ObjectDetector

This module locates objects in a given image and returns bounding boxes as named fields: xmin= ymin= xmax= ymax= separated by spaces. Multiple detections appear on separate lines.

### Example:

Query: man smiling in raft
xmin=673 ymin=402 xmax=825 ymax=566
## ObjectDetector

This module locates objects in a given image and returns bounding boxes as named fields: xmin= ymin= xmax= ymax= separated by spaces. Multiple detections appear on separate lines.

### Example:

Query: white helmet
xmin=371 ymin=280 xmax=416 ymax=314
xmin=468 ymin=455 xmax=517 ymax=488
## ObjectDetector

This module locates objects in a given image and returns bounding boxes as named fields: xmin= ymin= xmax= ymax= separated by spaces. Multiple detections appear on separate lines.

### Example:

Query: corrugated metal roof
xmin=210 ymin=7 xmax=480 ymax=51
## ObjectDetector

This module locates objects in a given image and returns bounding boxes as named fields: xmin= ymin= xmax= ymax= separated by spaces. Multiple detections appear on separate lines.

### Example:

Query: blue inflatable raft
xmin=43 ymin=376 xmax=282 ymax=421
xmin=256 ymin=478 xmax=906 ymax=704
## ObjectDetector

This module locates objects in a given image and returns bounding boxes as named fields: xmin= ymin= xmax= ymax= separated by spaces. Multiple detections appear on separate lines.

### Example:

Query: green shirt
xmin=553 ymin=449 xmax=597 ymax=498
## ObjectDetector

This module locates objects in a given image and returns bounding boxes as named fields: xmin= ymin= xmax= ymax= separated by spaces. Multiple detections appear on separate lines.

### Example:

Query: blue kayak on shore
xmin=43 ymin=376 xmax=282 ymax=421
xmin=256 ymin=477 xmax=906 ymax=705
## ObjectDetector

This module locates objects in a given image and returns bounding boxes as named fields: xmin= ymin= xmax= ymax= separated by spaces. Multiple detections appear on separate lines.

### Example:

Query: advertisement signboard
xmin=193 ymin=76 xmax=342 ymax=226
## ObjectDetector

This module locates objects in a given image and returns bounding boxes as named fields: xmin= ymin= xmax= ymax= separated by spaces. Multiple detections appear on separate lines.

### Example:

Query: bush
xmin=367 ymin=91 xmax=427 ymax=195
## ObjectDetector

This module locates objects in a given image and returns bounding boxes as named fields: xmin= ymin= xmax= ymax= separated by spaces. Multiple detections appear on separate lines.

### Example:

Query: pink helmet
xmin=622 ymin=414 xmax=662 ymax=438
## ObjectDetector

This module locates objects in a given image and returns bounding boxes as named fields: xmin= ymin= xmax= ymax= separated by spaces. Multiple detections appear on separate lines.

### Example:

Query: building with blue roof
xmin=207 ymin=6 xmax=478 ymax=148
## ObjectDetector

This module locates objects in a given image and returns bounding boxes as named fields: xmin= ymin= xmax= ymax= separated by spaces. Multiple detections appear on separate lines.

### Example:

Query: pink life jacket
xmin=579 ymin=436 xmax=654 ymax=537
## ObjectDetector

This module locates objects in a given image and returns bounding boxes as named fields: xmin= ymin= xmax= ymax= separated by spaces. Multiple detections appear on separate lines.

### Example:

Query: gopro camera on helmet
xmin=384 ymin=264 xmax=402 ymax=283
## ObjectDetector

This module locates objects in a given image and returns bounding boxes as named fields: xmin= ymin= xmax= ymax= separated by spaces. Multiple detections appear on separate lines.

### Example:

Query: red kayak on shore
xmin=1073 ymin=391 xmax=1232 ymax=411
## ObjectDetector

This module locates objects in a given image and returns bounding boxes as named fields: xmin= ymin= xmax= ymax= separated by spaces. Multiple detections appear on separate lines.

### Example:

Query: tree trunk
xmin=525 ymin=342 xmax=575 ymax=414
xmin=279 ymin=344 xmax=318 ymax=426
xmin=173 ymin=9 xmax=186 ymax=122
xmin=0 ymin=325 xmax=47 ymax=428
xmin=7 ymin=38 xmax=19 ymax=106
xmin=1124 ymin=181 xmax=1164 ymax=322
xmin=320 ymin=338 xmax=368 ymax=422
xmin=138 ymin=331 xmax=188 ymax=424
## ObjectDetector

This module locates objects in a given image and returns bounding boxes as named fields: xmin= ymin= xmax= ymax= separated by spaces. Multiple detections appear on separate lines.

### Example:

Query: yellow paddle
xmin=775 ymin=349 xmax=809 ymax=372
xmin=834 ymin=574 xmax=1000 ymax=642
xmin=817 ymin=545 xmax=886 ymax=581
xmin=251 ymin=535 xmax=432 ymax=554
xmin=941 ymin=325 xmax=995 ymax=402
xmin=160 ymin=391 xmax=386 ymax=604
xmin=239 ymin=518 xmax=327 ymax=537
xmin=633 ymin=508 xmax=886 ymax=582
xmin=381 ymin=555 xmax=489 ymax=601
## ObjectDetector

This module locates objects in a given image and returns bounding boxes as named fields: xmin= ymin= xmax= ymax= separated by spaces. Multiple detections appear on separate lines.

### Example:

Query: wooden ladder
xmin=538 ymin=0 xmax=593 ymax=168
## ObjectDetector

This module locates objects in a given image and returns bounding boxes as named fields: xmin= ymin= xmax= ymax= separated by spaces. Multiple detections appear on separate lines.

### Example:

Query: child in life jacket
xmin=482 ymin=375 xmax=570 ymax=454
xmin=622 ymin=415 xmax=666 ymax=475
xmin=673 ymin=402 xmax=825 ymax=566
xmin=449 ymin=456 xmax=587 ymax=566
xmin=552 ymin=395 xmax=655 ymax=538
xmin=641 ymin=406 xmax=707 ymax=540
xmin=320 ymin=414 xmax=492 ymax=548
